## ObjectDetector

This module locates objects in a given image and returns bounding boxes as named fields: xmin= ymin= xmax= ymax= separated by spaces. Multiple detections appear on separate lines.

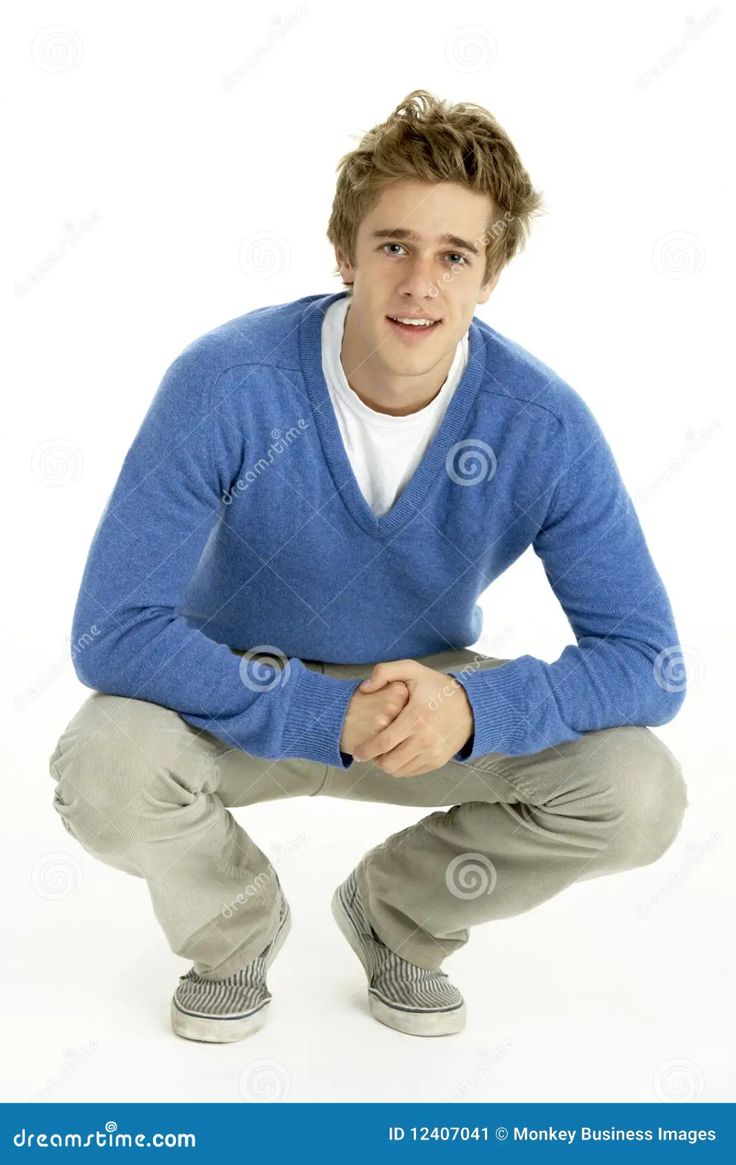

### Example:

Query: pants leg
xmin=318 ymin=648 xmax=689 ymax=971
xmin=48 ymin=661 xmax=327 ymax=979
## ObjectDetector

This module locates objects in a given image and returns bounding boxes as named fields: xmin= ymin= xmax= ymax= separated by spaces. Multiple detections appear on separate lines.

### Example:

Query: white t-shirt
xmin=321 ymin=295 xmax=469 ymax=517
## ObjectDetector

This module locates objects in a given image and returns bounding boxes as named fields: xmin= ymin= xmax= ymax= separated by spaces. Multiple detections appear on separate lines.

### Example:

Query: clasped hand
xmin=339 ymin=659 xmax=474 ymax=778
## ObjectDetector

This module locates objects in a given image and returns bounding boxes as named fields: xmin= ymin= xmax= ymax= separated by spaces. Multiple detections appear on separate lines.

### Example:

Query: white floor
xmin=4 ymin=679 xmax=733 ymax=1105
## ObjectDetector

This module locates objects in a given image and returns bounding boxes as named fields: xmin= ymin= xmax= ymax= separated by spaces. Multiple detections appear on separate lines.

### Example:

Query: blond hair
xmin=327 ymin=89 xmax=544 ymax=291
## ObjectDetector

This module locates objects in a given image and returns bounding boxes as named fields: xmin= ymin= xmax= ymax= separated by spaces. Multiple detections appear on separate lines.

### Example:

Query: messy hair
xmin=327 ymin=89 xmax=544 ymax=292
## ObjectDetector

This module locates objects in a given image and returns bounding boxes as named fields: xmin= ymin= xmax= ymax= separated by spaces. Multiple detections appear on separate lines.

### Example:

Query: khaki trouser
xmin=48 ymin=648 xmax=688 ymax=976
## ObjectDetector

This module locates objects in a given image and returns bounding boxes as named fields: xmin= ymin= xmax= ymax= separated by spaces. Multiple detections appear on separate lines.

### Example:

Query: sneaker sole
xmin=331 ymin=883 xmax=466 ymax=1038
xmin=170 ymin=904 xmax=292 ymax=1043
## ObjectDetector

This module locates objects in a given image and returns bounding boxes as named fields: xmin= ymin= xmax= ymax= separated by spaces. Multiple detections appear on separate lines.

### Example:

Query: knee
xmin=605 ymin=728 xmax=688 ymax=867
xmin=48 ymin=714 xmax=169 ymax=853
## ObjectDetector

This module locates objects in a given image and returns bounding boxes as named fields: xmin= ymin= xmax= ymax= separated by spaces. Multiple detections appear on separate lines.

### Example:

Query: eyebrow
xmin=370 ymin=227 xmax=480 ymax=257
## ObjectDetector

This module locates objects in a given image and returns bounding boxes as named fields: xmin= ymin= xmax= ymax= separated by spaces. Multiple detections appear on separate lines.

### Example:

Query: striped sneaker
xmin=170 ymin=895 xmax=291 ymax=1043
xmin=331 ymin=868 xmax=466 ymax=1037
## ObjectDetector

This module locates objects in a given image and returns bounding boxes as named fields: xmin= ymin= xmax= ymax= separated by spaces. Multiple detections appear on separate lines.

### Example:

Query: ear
xmin=335 ymin=247 xmax=355 ymax=286
xmin=477 ymin=269 xmax=501 ymax=305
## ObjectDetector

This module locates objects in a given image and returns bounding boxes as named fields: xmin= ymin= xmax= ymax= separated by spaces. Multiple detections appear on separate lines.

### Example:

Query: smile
xmin=386 ymin=315 xmax=442 ymax=338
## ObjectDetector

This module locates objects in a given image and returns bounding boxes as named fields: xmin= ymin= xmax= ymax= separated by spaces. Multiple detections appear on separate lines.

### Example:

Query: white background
xmin=2 ymin=0 xmax=733 ymax=1104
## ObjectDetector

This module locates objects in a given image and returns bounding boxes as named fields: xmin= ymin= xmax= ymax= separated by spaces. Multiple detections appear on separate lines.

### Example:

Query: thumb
xmin=359 ymin=661 xmax=409 ymax=691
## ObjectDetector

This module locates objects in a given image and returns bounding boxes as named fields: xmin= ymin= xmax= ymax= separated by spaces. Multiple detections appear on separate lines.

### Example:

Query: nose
xmin=396 ymin=255 xmax=441 ymax=306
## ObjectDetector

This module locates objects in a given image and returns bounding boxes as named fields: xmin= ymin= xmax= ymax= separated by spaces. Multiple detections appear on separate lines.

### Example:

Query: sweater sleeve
xmin=447 ymin=393 xmax=687 ymax=761
xmin=70 ymin=344 xmax=363 ymax=769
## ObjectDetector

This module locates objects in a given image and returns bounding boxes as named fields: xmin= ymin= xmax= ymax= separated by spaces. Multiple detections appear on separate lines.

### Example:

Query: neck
xmin=340 ymin=305 xmax=454 ymax=417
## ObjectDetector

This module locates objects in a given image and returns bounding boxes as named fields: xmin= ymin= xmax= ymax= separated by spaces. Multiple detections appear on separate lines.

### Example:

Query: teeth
xmin=390 ymin=317 xmax=436 ymax=327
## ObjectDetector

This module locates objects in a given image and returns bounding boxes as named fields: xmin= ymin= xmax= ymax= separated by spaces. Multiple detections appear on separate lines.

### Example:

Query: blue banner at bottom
xmin=2 ymin=1103 xmax=734 ymax=1162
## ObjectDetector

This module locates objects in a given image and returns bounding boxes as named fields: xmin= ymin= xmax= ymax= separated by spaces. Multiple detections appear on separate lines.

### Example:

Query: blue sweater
xmin=71 ymin=290 xmax=686 ymax=769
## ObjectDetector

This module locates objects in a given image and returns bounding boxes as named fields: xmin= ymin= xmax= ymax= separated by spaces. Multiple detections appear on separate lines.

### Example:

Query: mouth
xmin=386 ymin=314 xmax=442 ymax=339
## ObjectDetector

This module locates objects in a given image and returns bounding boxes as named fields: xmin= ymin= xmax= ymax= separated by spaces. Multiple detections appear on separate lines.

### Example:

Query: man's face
xmin=334 ymin=178 xmax=500 ymax=382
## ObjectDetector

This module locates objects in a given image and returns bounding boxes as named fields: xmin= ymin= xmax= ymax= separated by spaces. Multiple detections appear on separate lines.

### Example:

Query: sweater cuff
xmin=281 ymin=661 xmax=364 ymax=769
xmin=446 ymin=663 xmax=529 ymax=761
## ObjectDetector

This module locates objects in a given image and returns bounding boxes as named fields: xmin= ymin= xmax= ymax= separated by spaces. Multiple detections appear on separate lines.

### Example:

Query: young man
xmin=49 ymin=90 xmax=688 ymax=1043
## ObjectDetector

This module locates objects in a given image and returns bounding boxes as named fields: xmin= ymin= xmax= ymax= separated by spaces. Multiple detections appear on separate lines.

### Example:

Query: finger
xmin=377 ymin=746 xmax=422 ymax=776
xmin=359 ymin=660 xmax=417 ymax=692
xmin=353 ymin=704 xmax=415 ymax=761
xmin=389 ymin=755 xmax=426 ymax=777
xmin=374 ymin=738 xmax=420 ymax=773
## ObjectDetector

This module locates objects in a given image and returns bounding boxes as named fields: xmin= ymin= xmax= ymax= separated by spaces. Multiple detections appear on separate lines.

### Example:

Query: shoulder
xmin=171 ymin=294 xmax=320 ymax=380
xmin=470 ymin=315 xmax=597 ymax=436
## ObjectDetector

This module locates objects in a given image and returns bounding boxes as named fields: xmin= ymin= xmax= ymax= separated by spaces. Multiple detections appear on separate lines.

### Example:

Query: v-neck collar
xmin=298 ymin=291 xmax=486 ymax=538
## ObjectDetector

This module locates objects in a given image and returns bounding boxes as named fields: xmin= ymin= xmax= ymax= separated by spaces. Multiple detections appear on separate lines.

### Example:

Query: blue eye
xmin=380 ymin=243 xmax=468 ymax=266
